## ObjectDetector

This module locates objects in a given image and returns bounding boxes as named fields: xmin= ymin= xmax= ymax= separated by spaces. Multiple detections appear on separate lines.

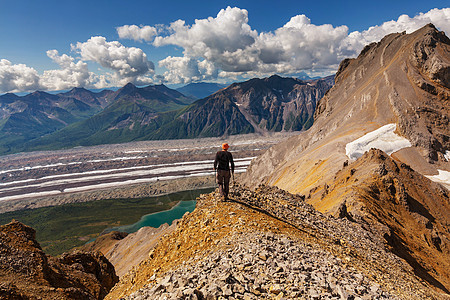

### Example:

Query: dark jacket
xmin=214 ymin=150 xmax=235 ymax=172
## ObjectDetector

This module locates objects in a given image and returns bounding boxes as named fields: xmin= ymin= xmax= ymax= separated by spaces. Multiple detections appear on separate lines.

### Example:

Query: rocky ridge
xmin=320 ymin=149 xmax=450 ymax=292
xmin=0 ymin=221 xmax=118 ymax=299
xmin=107 ymin=184 xmax=446 ymax=299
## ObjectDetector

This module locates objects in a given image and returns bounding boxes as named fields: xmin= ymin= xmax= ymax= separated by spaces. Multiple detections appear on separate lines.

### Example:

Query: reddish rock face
xmin=0 ymin=221 xmax=118 ymax=299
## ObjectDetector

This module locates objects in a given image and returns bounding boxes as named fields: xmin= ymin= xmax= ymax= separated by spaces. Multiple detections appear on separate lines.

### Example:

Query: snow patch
xmin=425 ymin=170 xmax=450 ymax=190
xmin=444 ymin=151 xmax=450 ymax=162
xmin=345 ymin=124 xmax=412 ymax=160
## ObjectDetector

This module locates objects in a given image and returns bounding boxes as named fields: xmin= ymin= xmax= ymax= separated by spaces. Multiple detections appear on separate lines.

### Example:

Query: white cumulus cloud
xmin=72 ymin=36 xmax=155 ymax=85
xmin=254 ymin=14 xmax=351 ymax=73
xmin=1 ymin=7 xmax=449 ymax=93
xmin=158 ymin=56 xmax=218 ymax=84
xmin=343 ymin=8 xmax=450 ymax=54
xmin=0 ymin=59 xmax=41 ymax=93
xmin=117 ymin=25 xmax=158 ymax=42
xmin=40 ymin=50 xmax=96 ymax=91
xmin=154 ymin=6 xmax=258 ymax=73
xmin=0 ymin=36 xmax=157 ymax=93
xmin=148 ymin=7 xmax=450 ymax=83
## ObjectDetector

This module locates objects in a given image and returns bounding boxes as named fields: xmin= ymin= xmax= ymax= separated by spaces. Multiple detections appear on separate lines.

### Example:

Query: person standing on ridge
xmin=214 ymin=143 xmax=235 ymax=200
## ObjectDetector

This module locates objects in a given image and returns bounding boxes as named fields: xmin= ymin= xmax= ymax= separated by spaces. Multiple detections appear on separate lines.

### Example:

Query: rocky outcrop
xmin=321 ymin=149 xmax=450 ymax=292
xmin=0 ymin=221 xmax=118 ymax=299
xmin=107 ymin=185 xmax=447 ymax=299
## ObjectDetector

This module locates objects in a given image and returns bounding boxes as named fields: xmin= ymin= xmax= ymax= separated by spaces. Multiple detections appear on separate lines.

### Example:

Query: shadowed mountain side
xmin=0 ymin=89 xmax=108 ymax=154
xmin=20 ymin=83 xmax=192 ymax=151
xmin=147 ymin=93 xmax=256 ymax=139
xmin=149 ymin=75 xmax=333 ymax=138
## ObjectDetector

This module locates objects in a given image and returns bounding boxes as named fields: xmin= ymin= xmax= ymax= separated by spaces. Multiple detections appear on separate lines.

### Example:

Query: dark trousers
xmin=216 ymin=169 xmax=231 ymax=198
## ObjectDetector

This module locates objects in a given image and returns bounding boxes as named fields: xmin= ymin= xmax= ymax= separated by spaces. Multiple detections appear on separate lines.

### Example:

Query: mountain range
xmin=0 ymin=75 xmax=333 ymax=154
xmin=0 ymin=88 xmax=114 ymax=154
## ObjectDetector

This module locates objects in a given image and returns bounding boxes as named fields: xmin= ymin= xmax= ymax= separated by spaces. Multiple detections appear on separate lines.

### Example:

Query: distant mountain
xmin=110 ymin=83 xmax=192 ymax=109
xmin=0 ymin=88 xmax=111 ymax=154
xmin=22 ymin=83 xmax=193 ymax=151
xmin=60 ymin=87 xmax=111 ymax=108
xmin=149 ymin=75 xmax=333 ymax=139
xmin=176 ymin=82 xmax=227 ymax=99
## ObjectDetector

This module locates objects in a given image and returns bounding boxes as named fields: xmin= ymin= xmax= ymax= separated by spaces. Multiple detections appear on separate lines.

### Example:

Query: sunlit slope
xmin=244 ymin=24 xmax=449 ymax=212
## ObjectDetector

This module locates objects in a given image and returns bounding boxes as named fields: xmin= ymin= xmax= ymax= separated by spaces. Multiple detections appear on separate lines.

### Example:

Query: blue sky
xmin=0 ymin=0 xmax=449 ymax=93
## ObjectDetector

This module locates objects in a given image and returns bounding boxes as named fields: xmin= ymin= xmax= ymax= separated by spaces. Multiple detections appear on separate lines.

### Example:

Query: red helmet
xmin=222 ymin=143 xmax=229 ymax=150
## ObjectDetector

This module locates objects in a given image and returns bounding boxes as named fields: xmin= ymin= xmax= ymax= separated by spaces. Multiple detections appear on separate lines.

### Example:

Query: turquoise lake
xmin=106 ymin=199 xmax=197 ymax=234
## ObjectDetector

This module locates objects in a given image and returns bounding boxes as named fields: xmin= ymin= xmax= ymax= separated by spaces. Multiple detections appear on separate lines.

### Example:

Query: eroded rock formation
xmin=0 ymin=221 xmax=118 ymax=299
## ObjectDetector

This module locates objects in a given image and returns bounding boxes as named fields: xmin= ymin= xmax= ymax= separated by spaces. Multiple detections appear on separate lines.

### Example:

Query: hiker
xmin=214 ymin=143 xmax=235 ymax=200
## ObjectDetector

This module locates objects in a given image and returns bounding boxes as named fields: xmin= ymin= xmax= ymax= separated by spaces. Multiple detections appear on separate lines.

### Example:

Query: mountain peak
xmin=115 ymin=82 xmax=139 ymax=98
xmin=124 ymin=82 xmax=137 ymax=88
xmin=30 ymin=90 xmax=50 ymax=96
xmin=268 ymin=74 xmax=283 ymax=79
xmin=70 ymin=87 xmax=89 ymax=92
xmin=0 ymin=92 xmax=20 ymax=101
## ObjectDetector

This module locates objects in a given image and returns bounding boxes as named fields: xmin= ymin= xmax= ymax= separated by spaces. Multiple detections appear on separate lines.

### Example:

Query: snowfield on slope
xmin=425 ymin=170 xmax=450 ymax=190
xmin=346 ymin=124 xmax=412 ymax=160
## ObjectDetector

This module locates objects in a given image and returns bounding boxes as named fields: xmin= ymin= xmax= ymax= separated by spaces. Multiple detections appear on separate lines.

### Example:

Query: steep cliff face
xmin=243 ymin=24 xmax=449 ymax=203
xmin=0 ymin=221 xmax=118 ymax=299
